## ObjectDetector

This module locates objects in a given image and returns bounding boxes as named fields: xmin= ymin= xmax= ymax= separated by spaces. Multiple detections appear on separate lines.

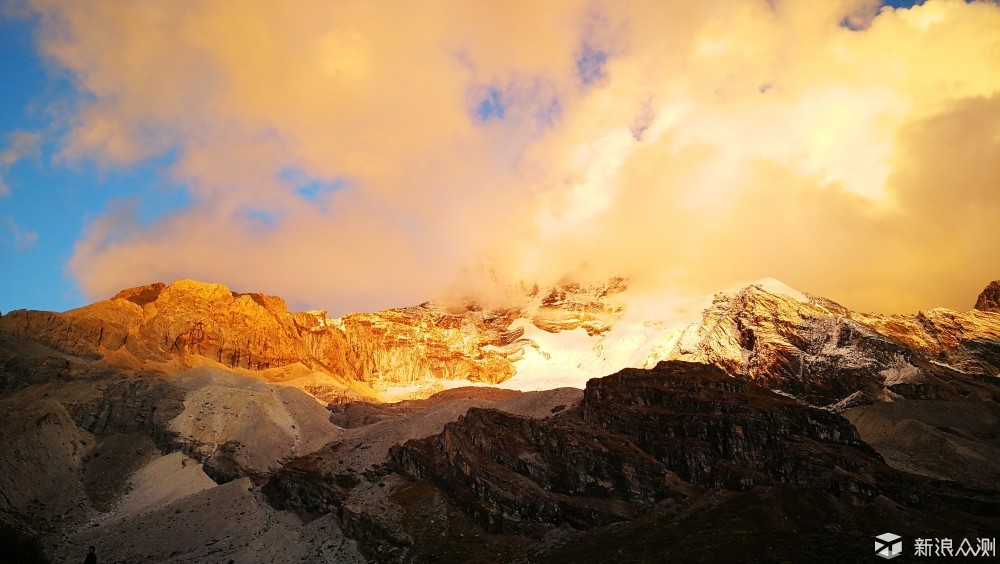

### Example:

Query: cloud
xmin=23 ymin=0 xmax=1000 ymax=314
xmin=0 ymin=130 xmax=41 ymax=196
xmin=0 ymin=130 xmax=41 ymax=167
xmin=0 ymin=216 xmax=38 ymax=253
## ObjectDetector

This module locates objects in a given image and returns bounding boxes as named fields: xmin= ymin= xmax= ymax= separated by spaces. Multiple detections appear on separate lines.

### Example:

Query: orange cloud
xmin=24 ymin=0 xmax=1000 ymax=313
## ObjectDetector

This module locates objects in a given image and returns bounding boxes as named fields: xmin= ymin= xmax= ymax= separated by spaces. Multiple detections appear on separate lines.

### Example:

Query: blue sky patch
xmin=883 ymin=0 xmax=925 ymax=7
xmin=278 ymin=167 xmax=347 ymax=206
xmin=475 ymin=88 xmax=505 ymax=122
xmin=576 ymin=43 xmax=609 ymax=86
xmin=242 ymin=208 xmax=283 ymax=231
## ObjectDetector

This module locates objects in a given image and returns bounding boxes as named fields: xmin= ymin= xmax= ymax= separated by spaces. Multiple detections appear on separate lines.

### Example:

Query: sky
xmin=0 ymin=0 xmax=998 ymax=316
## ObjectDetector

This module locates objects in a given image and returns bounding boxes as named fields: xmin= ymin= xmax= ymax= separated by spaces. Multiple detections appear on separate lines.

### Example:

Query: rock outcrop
xmin=67 ymin=377 xmax=185 ymax=439
xmin=0 ymin=397 xmax=95 ymax=537
xmin=337 ymin=305 xmax=520 ymax=388
xmin=666 ymin=283 xmax=1000 ymax=405
xmin=392 ymin=361 xmax=890 ymax=532
xmin=976 ymin=280 xmax=1000 ymax=313
xmin=528 ymin=277 xmax=627 ymax=335
xmin=166 ymin=367 xmax=341 ymax=483
xmin=0 ymin=280 xmax=324 ymax=371
xmin=262 ymin=361 xmax=1000 ymax=562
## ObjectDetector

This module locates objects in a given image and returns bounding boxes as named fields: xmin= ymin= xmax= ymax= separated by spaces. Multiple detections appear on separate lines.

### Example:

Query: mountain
xmin=0 ymin=278 xmax=998 ymax=562
xmin=0 ymin=278 xmax=626 ymax=403
xmin=3 ymin=277 xmax=998 ymax=405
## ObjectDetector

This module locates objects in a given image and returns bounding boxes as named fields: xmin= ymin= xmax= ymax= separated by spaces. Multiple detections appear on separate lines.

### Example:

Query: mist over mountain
xmin=1 ymin=277 xmax=998 ymax=562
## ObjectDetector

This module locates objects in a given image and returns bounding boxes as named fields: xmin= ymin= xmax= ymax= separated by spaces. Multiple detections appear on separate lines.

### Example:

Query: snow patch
xmin=498 ymin=320 xmax=602 ymax=391
xmin=499 ymin=289 xmax=709 ymax=391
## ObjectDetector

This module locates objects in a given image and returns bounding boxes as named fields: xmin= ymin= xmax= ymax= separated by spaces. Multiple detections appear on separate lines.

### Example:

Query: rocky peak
xmin=666 ymin=280 xmax=1000 ymax=405
xmin=111 ymin=282 xmax=166 ymax=306
xmin=975 ymin=280 xmax=1000 ymax=313
xmin=0 ymin=279 xmax=348 ymax=388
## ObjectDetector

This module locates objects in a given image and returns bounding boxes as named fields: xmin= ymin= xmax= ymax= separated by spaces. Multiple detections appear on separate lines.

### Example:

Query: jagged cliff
xmin=392 ymin=361 xmax=886 ymax=532
xmin=1 ymin=278 xmax=998 ymax=405
xmin=665 ymin=283 xmax=1000 ymax=405
xmin=0 ymin=277 xmax=629 ymax=400
xmin=0 ymin=280 xmax=333 ymax=369
xmin=264 ymin=361 xmax=1000 ymax=562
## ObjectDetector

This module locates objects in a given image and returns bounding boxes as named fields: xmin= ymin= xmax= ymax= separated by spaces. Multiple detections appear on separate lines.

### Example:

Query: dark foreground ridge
xmin=264 ymin=361 xmax=1000 ymax=563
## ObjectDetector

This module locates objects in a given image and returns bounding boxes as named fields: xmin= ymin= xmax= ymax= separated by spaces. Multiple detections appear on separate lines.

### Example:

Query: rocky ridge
xmin=392 ymin=361 xmax=889 ymax=533
xmin=3 ymin=278 xmax=999 ymax=407
xmin=665 ymin=283 xmax=1000 ymax=405
xmin=0 ymin=278 xmax=630 ymax=401
xmin=263 ymin=361 xmax=1000 ymax=562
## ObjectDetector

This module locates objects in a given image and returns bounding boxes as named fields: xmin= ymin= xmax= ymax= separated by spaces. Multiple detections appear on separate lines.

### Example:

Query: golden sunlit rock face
xmin=337 ymin=306 xmax=519 ymax=387
xmin=667 ymin=284 xmax=1000 ymax=404
xmin=0 ymin=278 xmax=636 ymax=400
xmin=0 ymin=279 xmax=610 ymax=399
xmin=16 ymin=0 xmax=999 ymax=315
xmin=1 ymin=277 xmax=998 ymax=404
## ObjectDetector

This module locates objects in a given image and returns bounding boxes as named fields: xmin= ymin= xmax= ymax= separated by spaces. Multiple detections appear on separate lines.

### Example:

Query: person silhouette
xmin=83 ymin=545 xmax=97 ymax=564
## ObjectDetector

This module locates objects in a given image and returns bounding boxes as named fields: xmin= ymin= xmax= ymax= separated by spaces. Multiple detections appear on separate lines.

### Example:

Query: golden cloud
xmin=24 ymin=0 xmax=1000 ymax=313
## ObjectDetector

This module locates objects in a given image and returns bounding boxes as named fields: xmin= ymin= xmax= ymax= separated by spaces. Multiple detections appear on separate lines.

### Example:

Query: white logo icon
xmin=876 ymin=533 xmax=903 ymax=559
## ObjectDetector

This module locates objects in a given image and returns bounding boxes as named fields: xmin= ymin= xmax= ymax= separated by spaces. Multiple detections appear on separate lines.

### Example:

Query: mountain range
xmin=1 ymin=278 xmax=998 ymax=562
